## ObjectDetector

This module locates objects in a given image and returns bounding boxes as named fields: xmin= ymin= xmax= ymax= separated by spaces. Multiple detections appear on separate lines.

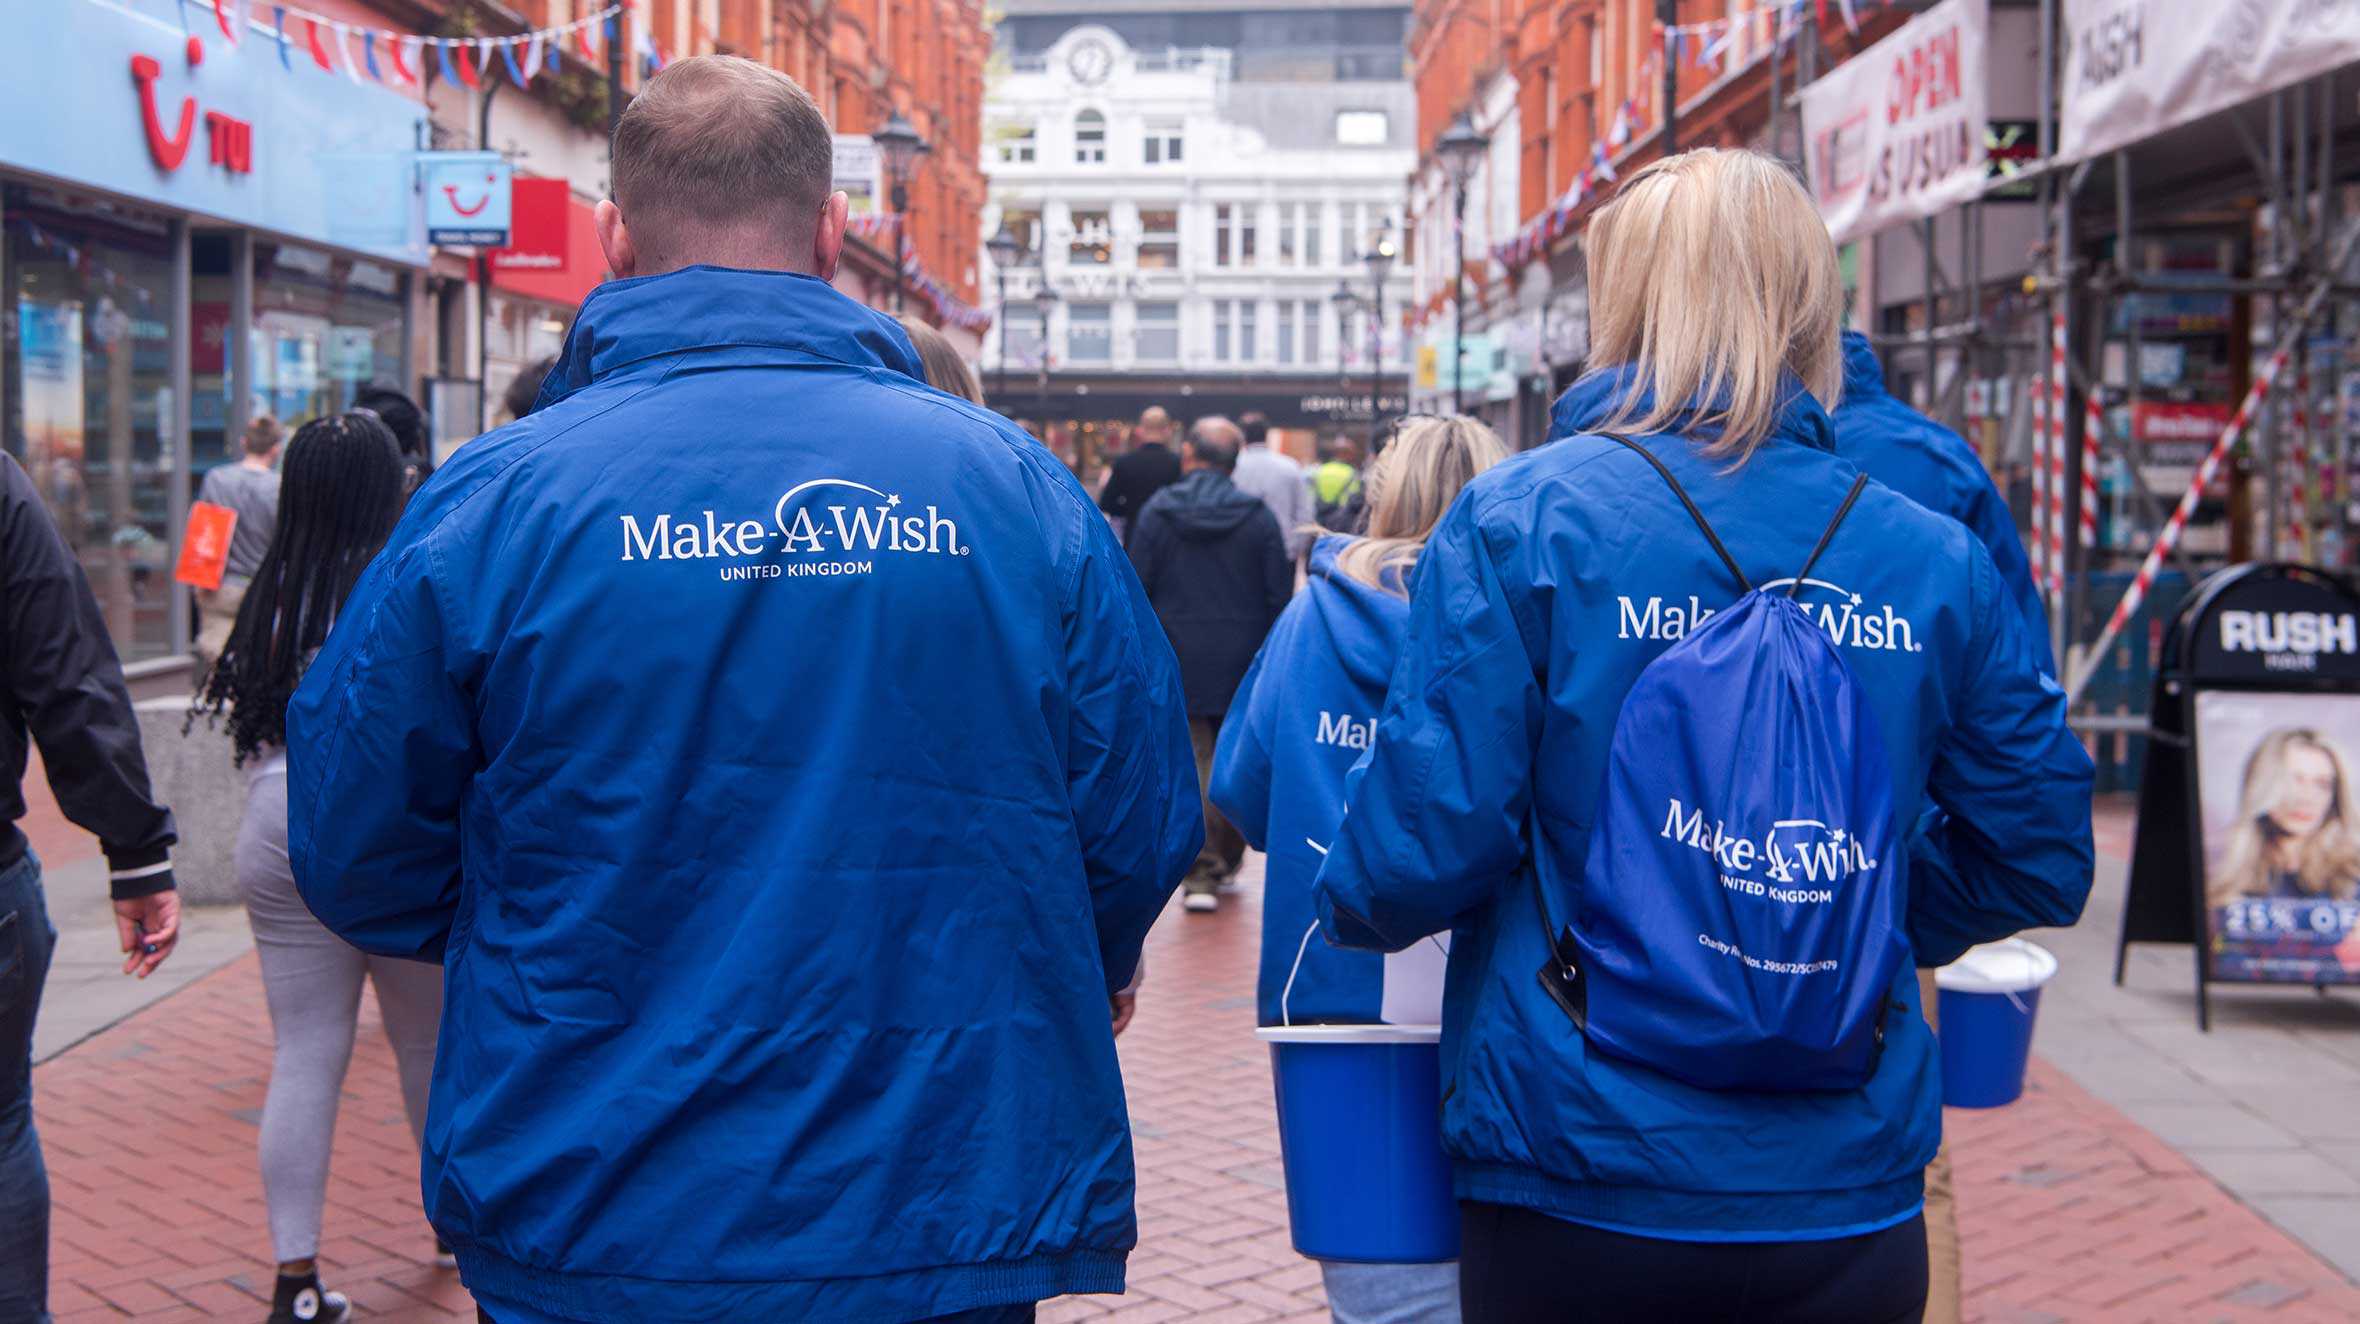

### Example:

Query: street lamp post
xmin=1436 ymin=113 xmax=1492 ymax=416
xmin=985 ymin=227 xmax=1025 ymax=409
xmin=1330 ymin=282 xmax=1359 ymax=401
xmin=874 ymin=111 xmax=931 ymax=315
xmin=1362 ymin=232 xmax=1396 ymax=449
xmin=1031 ymin=283 xmax=1060 ymax=429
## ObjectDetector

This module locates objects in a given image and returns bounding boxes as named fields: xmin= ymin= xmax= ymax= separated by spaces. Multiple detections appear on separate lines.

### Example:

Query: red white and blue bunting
xmin=1487 ymin=0 xmax=1901 ymax=275
xmin=846 ymin=213 xmax=993 ymax=333
xmin=184 ymin=1 xmax=666 ymax=90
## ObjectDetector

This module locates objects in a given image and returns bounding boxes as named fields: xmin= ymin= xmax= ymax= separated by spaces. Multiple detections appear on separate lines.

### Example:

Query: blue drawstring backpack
xmin=1535 ymin=434 xmax=1907 ymax=1092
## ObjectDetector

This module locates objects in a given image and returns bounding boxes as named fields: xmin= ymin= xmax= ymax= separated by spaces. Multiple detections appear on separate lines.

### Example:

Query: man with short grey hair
xmin=287 ymin=55 xmax=1200 ymax=1324
xmin=1229 ymin=411 xmax=1313 ymax=563
xmin=1127 ymin=416 xmax=1293 ymax=911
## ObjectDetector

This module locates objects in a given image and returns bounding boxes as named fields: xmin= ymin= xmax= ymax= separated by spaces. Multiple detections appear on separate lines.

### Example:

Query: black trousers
xmin=1458 ymin=1201 xmax=1928 ymax=1324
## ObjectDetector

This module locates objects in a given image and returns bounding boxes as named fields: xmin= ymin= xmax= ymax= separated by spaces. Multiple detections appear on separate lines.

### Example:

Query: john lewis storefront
xmin=0 ymin=0 xmax=427 ymax=667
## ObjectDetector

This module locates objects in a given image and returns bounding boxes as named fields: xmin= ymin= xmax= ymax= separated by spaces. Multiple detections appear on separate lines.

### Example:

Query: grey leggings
xmin=238 ymin=765 xmax=442 ymax=1264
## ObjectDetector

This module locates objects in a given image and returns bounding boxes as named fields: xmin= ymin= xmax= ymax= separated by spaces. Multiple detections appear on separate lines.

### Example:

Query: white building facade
xmin=981 ymin=13 xmax=1415 ymax=440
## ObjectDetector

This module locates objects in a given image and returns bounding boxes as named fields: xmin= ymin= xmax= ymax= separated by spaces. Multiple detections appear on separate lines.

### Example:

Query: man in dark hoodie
xmin=1129 ymin=416 xmax=1293 ymax=911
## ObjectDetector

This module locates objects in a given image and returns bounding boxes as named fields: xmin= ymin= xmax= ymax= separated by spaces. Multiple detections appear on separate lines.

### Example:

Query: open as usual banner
xmin=1801 ymin=0 xmax=1989 ymax=245
xmin=2061 ymin=0 xmax=2360 ymax=164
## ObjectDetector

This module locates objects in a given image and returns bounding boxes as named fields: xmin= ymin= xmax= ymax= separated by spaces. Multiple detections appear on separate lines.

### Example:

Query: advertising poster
xmin=833 ymin=134 xmax=882 ymax=216
xmin=18 ymin=299 xmax=87 ymax=467
xmin=2198 ymin=690 xmax=2360 ymax=984
xmin=1800 ymin=0 xmax=1988 ymax=244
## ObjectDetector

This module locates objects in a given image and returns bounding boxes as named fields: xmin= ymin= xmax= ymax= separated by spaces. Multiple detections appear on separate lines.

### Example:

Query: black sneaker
xmin=435 ymin=1237 xmax=457 ymax=1270
xmin=267 ymin=1271 xmax=352 ymax=1324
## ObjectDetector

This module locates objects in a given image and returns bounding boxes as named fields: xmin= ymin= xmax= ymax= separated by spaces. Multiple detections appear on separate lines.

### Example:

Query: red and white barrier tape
xmin=2046 ymin=311 xmax=2070 ymax=598
xmin=2080 ymin=384 xmax=2103 ymax=549
xmin=2029 ymin=354 xmax=2053 ymax=599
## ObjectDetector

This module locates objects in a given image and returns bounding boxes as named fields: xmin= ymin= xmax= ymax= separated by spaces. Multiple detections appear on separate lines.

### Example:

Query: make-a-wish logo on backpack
xmin=615 ymin=478 xmax=970 ymax=582
xmin=1660 ymin=798 xmax=1878 ymax=904
xmin=1614 ymin=577 xmax=1923 ymax=653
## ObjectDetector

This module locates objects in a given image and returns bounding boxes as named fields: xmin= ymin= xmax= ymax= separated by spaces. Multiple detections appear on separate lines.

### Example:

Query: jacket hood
xmin=1154 ymin=469 xmax=1270 ymax=540
xmin=1549 ymin=363 xmax=1838 ymax=454
xmin=1841 ymin=331 xmax=1888 ymax=400
xmin=534 ymin=266 xmax=924 ymax=411
xmin=1305 ymin=535 xmax=1410 ymax=691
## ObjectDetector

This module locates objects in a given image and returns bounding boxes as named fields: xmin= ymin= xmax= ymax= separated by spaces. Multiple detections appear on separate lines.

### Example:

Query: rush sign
xmin=131 ymin=39 xmax=252 ymax=176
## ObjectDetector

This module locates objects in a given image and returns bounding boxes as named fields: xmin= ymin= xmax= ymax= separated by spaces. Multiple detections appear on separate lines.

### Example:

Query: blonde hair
xmin=1584 ymin=148 xmax=1844 ymax=461
xmin=2211 ymin=728 xmax=2360 ymax=906
xmin=895 ymin=315 xmax=983 ymax=404
xmin=1334 ymin=415 xmax=1509 ymax=594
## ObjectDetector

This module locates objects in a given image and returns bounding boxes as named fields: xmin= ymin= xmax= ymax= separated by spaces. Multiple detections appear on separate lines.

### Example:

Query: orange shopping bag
xmin=174 ymin=500 xmax=239 ymax=591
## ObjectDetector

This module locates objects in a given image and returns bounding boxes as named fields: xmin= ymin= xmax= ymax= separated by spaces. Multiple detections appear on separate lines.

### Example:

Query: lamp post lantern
xmin=874 ymin=111 xmax=930 ymax=315
xmin=985 ymin=226 xmax=1025 ymax=409
xmin=1436 ymin=113 xmax=1491 ymax=415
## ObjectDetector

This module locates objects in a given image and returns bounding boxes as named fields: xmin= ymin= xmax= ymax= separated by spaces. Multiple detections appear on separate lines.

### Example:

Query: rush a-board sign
xmin=2119 ymin=564 xmax=2360 ymax=1029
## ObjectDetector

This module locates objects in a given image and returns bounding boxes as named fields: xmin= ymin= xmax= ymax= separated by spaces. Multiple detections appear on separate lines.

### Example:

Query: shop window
xmin=252 ymin=241 xmax=408 ymax=430
xmin=1135 ymin=301 xmax=1180 ymax=362
xmin=1138 ymin=210 xmax=1181 ymax=269
xmin=1075 ymin=110 xmax=1107 ymax=165
xmin=3 ymin=187 xmax=179 ymax=661
xmin=1069 ymin=303 xmax=1112 ymax=363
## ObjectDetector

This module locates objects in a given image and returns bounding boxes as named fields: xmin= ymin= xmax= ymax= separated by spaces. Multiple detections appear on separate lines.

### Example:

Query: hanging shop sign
xmin=1800 ymin=0 xmax=1988 ymax=245
xmin=489 ymin=177 xmax=572 ymax=273
xmin=423 ymin=153 xmax=513 ymax=247
xmin=2118 ymin=564 xmax=2360 ymax=1029
xmin=833 ymin=135 xmax=882 ymax=217
xmin=2061 ymin=0 xmax=2360 ymax=164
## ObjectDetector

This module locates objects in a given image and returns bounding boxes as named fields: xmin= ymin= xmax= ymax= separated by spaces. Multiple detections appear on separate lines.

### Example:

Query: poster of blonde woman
xmin=2197 ymin=692 xmax=2360 ymax=983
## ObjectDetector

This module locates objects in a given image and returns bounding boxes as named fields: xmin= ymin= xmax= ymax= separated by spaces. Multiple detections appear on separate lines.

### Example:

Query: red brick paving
xmin=35 ymin=835 xmax=2360 ymax=1322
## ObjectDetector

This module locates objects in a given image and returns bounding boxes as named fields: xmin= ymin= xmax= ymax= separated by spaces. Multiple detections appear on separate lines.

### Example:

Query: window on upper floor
xmin=1277 ymin=203 xmax=1299 ymax=266
xmin=1069 ymin=209 xmax=1114 ymax=265
xmin=1068 ymin=303 xmax=1111 ymax=363
xmin=1144 ymin=123 xmax=1184 ymax=165
xmin=996 ymin=124 xmax=1037 ymax=165
xmin=1138 ymin=210 xmax=1181 ymax=269
xmin=1075 ymin=110 xmax=1107 ymax=165
xmin=1335 ymin=111 xmax=1388 ymax=146
xmin=1135 ymin=301 xmax=1180 ymax=362
xmin=999 ymin=208 xmax=1043 ymax=261
xmin=1215 ymin=205 xmax=1236 ymax=267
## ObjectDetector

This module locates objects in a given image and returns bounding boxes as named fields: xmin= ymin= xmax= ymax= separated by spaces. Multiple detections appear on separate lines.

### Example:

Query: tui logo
xmin=442 ymin=175 xmax=497 ymax=217
xmin=131 ymin=39 xmax=252 ymax=176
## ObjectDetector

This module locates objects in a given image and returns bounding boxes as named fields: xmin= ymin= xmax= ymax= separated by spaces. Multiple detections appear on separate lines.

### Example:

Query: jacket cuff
xmin=107 ymin=855 xmax=176 ymax=901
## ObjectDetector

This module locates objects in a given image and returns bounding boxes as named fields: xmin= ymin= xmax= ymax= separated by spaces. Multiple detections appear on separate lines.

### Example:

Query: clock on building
xmin=1066 ymin=37 xmax=1114 ymax=86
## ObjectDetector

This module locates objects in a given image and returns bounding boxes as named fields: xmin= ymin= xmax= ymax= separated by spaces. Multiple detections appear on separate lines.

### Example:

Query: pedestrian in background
xmin=1231 ymin=410 xmax=1314 ymax=564
xmin=1129 ymin=415 xmax=1293 ymax=913
xmin=1313 ymin=148 xmax=2093 ymax=1322
xmin=1 ymin=451 xmax=181 ymax=1324
xmin=1212 ymin=414 xmax=1506 ymax=1324
xmin=192 ymin=412 xmax=441 ymax=1324
xmin=286 ymin=55 xmax=1199 ymax=1324
xmin=1310 ymin=433 xmax=1365 ymax=533
xmin=898 ymin=314 xmax=986 ymax=404
xmin=353 ymin=384 xmax=433 ymax=489
xmin=500 ymin=356 xmax=559 ymax=426
xmin=1098 ymin=405 xmax=1183 ymax=547
xmin=194 ymin=414 xmax=285 ymax=668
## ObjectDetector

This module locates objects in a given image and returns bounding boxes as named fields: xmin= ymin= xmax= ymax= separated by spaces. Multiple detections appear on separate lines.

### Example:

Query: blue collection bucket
xmin=1935 ymin=939 xmax=2059 ymax=1109
xmin=1256 ymin=1024 xmax=1457 ymax=1264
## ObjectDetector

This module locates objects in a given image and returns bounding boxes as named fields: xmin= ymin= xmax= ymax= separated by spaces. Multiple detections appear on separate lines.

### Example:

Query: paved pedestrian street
xmin=33 ymin=808 xmax=2360 ymax=1322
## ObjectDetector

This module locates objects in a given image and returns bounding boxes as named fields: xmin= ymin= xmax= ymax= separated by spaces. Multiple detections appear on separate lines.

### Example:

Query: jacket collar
xmin=1839 ymin=331 xmax=1888 ymax=402
xmin=535 ymin=266 xmax=924 ymax=411
xmin=1551 ymin=362 xmax=1837 ymax=455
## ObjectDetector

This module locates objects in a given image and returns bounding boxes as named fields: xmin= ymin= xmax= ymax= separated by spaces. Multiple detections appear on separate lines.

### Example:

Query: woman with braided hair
xmin=193 ymin=411 xmax=443 ymax=1324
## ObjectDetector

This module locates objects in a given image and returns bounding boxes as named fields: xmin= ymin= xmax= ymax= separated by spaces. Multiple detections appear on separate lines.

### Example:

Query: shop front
xmin=0 ymin=0 xmax=427 ymax=667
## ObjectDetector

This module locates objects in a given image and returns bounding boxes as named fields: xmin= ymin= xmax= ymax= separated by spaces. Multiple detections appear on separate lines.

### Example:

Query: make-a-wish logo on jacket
xmin=617 ymin=478 xmax=969 ymax=581
xmin=1615 ymin=577 xmax=1923 ymax=654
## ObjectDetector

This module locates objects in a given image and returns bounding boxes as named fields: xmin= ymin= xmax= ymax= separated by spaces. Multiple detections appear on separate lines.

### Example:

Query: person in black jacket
xmin=1129 ymin=416 xmax=1293 ymax=912
xmin=1096 ymin=405 xmax=1183 ymax=547
xmin=0 ymin=450 xmax=179 ymax=1321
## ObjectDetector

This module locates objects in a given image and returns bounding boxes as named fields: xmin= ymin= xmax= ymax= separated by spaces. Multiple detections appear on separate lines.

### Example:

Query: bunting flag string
xmin=188 ymin=0 xmax=629 ymax=92
xmin=1488 ymin=0 xmax=1907 ymax=277
xmin=843 ymin=213 xmax=996 ymax=334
